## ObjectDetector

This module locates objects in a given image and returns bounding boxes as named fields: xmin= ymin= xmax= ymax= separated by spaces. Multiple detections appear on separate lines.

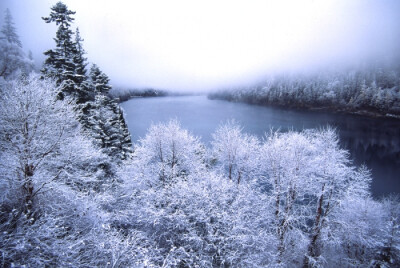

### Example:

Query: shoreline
xmin=208 ymin=95 xmax=400 ymax=120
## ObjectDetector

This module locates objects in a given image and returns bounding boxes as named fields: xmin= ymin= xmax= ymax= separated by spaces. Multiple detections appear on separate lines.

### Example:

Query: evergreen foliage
xmin=83 ymin=64 xmax=133 ymax=161
xmin=73 ymin=27 xmax=91 ymax=103
xmin=89 ymin=63 xmax=112 ymax=95
xmin=85 ymin=91 xmax=133 ymax=161
xmin=41 ymin=1 xmax=78 ymax=100
xmin=1 ymin=8 xmax=21 ymax=47
xmin=41 ymin=2 xmax=133 ymax=161
xmin=41 ymin=2 xmax=91 ymax=104
xmin=0 ymin=8 xmax=33 ymax=79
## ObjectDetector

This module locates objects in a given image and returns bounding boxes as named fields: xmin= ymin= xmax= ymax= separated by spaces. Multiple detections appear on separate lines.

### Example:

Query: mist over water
xmin=1 ymin=0 xmax=400 ymax=91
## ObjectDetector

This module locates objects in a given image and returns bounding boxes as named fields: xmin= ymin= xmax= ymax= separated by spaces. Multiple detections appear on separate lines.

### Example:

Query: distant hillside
xmin=209 ymin=63 xmax=400 ymax=118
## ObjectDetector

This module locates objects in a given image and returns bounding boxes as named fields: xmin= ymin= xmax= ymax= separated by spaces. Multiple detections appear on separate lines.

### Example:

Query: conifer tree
xmin=86 ymin=95 xmax=133 ymax=161
xmin=73 ymin=27 xmax=91 ymax=103
xmin=74 ymin=28 xmax=87 ymax=83
xmin=117 ymin=106 xmax=134 ymax=160
xmin=0 ymin=8 xmax=33 ymax=79
xmin=41 ymin=2 xmax=133 ymax=161
xmin=86 ymin=64 xmax=133 ymax=161
xmin=41 ymin=2 xmax=79 ymax=100
xmin=1 ymin=8 xmax=21 ymax=47
xmin=90 ymin=64 xmax=112 ymax=95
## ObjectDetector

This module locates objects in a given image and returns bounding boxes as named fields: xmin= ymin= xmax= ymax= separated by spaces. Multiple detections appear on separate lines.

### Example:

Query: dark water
xmin=121 ymin=95 xmax=400 ymax=197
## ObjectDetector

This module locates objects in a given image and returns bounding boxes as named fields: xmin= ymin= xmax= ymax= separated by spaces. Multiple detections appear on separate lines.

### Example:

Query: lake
xmin=121 ymin=95 xmax=400 ymax=197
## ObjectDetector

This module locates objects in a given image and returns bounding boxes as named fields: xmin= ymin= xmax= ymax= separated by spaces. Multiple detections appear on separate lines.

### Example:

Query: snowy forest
xmin=1 ymin=2 xmax=400 ymax=268
xmin=209 ymin=64 xmax=400 ymax=118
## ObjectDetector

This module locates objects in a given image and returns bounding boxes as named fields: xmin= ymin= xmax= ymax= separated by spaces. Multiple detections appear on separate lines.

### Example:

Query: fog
xmin=1 ymin=0 xmax=399 ymax=92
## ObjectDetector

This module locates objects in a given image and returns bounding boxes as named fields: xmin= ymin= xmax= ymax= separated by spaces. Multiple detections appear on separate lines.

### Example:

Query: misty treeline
xmin=209 ymin=63 xmax=400 ymax=117
xmin=1 ymin=2 xmax=400 ymax=268
xmin=109 ymin=87 xmax=169 ymax=103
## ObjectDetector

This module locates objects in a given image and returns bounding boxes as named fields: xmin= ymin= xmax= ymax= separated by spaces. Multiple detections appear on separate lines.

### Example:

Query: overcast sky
xmin=1 ymin=0 xmax=399 ymax=91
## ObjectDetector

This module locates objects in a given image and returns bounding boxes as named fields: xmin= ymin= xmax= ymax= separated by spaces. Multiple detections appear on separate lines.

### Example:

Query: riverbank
xmin=110 ymin=88 xmax=204 ymax=103
xmin=109 ymin=88 xmax=169 ymax=102
xmin=208 ymin=91 xmax=400 ymax=120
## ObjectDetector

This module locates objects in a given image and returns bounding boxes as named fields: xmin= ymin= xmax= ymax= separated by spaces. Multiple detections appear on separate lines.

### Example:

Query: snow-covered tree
xmin=1 ymin=8 xmax=21 ymax=46
xmin=261 ymin=130 xmax=317 ymax=265
xmin=300 ymin=128 xmax=357 ymax=267
xmin=330 ymin=196 xmax=384 ymax=267
xmin=73 ymin=27 xmax=91 ymax=103
xmin=0 ymin=74 xmax=106 ymax=223
xmin=82 ymin=64 xmax=133 ymax=161
xmin=40 ymin=2 xmax=133 ymax=162
xmin=375 ymin=195 xmax=400 ymax=267
xmin=0 ymin=74 xmax=130 ymax=267
xmin=257 ymin=128 xmax=376 ymax=266
xmin=85 ymin=93 xmax=133 ymax=161
xmin=211 ymin=121 xmax=260 ymax=185
xmin=89 ymin=63 xmax=112 ymax=95
xmin=41 ymin=2 xmax=133 ymax=161
xmin=0 ymin=8 xmax=33 ymax=79
xmin=41 ymin=1 xmax=81 ymax=100
xmin=118 ymin=161 xmax=276 ymax=266
xmin=134 ymin=120 xmax=206 ymax=188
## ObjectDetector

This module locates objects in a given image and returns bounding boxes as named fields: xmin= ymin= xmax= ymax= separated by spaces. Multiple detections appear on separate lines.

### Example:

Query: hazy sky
xmin=1 ymin=0 xmax=399 ymax=91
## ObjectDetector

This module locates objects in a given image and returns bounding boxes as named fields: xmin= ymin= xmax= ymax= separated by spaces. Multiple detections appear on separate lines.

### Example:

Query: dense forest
xmin=1 ymin=2 xmax=400 ymax=267
xmin=209 ymin=63 xmax=400 ymax=118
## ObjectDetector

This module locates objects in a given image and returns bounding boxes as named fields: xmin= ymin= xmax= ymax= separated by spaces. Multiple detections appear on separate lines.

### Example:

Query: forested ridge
xmin=1 ymin=2 xmax=399 ymax=267
xmin=209 ymin=63 xmax=400 ymax=118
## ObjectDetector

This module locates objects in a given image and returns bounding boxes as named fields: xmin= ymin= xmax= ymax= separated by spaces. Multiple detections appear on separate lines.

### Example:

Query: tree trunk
xmin=237 ymin=170 xmax=241 ymax=185
xmin=24 ymin=164 xmax=35 ymax=224
xmin=228 ymin=164 xmax=232 ymax=181
xmin=303 ymin=184 xmax=325 ymax=268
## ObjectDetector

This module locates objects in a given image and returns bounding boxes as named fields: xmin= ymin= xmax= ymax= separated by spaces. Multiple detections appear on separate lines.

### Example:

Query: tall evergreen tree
xmin=86 ymin=64 xmax=133 ymax=161
xmin=73 ymin=28 xmax=92 ymax=103
xmin=41 ymin=2 xmax=79 ymax=100
xmin=117 ymin=106 xmax=134 ymax=160
xmin=89 ymin=64 xmax=112 ymax=95
xmin=73 ymin=28 xmax=87 ymax=83
xmin=40 ymin=2 xmax=133 ymax=161
xmin=0 ymin=8 xmax=33 ymax=79
xmin=1 ymin=8 xmax=21 ymax=47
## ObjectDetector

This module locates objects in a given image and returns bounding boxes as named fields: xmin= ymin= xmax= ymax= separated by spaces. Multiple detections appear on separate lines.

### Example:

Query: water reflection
xmin=339 ymin=120 xmax=400 ymax=197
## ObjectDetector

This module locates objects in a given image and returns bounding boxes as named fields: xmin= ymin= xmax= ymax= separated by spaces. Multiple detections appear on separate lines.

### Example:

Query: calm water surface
xmin=121 ymin=95 xmax=400 ymax=197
